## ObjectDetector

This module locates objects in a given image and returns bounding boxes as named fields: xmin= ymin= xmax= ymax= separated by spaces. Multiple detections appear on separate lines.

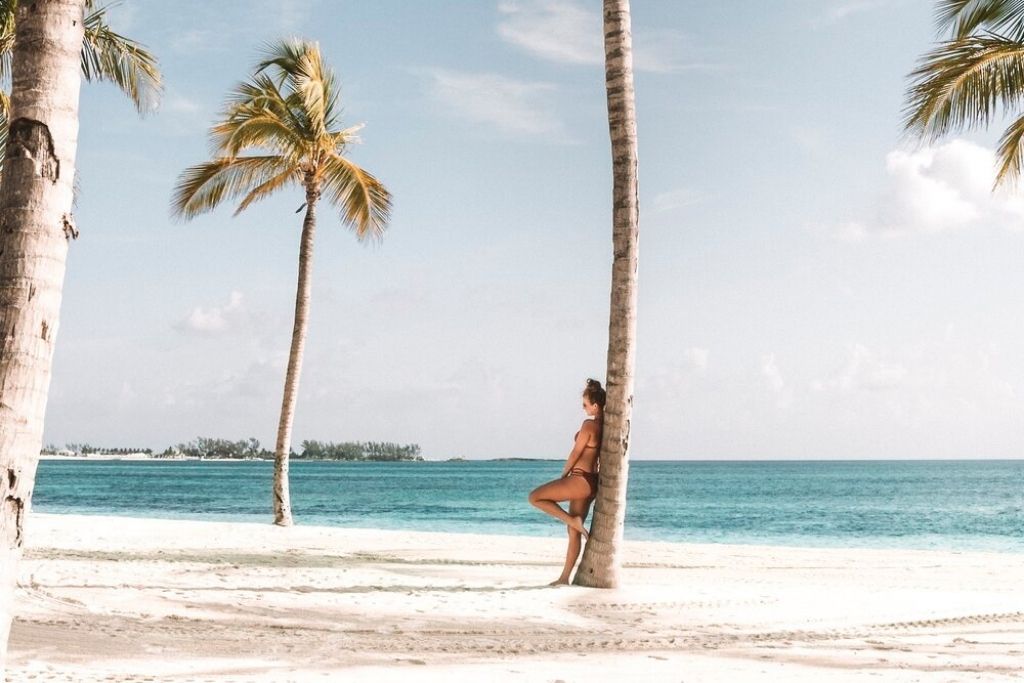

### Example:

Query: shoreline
xmin=26 ymin=509 xmax=1024 ymax=556
xmin=8 ymin=513 xmax=1023 ymax=682
xmin=38 ymin=455 xmax=1024 ymax=462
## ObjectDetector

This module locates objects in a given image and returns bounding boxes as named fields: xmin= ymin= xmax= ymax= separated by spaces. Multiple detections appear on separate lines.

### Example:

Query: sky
xmin=41 ymin=0 xmax=1024 ymax=460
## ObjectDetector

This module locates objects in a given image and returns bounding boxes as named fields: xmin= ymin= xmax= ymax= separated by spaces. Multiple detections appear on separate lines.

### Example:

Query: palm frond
xmin=937 ymin=0 xmax=1024 ymax=39
xmin=994 ymin=111 xmax=1024 ymax=184
xmin=0 ymin=0 xmax=14 ymax=85
xmin=174 ymin=37 xmax=390 ymax=237
xmin=170 ymin=155 xmax=292 ymax=220
xmin=255 ymin=40 xmax=338 ymax=138
xmin=82 ymin=1 xmax=162 ymax=112
xmin=320 ymin=152 xmax=392 ymax=241
xmin=213 ymin=73 xmax=309 ymax=156
xmin=903 ymin=33 xmax=1024 ymax=140
xmin=326 ymin=123 xmax=364 ymax=152
xmin=0 ymin=90 xmax=8 ymax=172
xmin=235 ymin=167 xmax=300 ymax=215
xmin=212 ymin=104 xmax=306 ymax=159
xmin=254 ymin=38 xmax=310 ymax=83
xmin=291 ymin=47 xmax=339 ymax=137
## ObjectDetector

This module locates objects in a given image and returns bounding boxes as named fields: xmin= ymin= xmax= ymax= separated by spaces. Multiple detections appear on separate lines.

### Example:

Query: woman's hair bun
xmin=583 ymin=378 xmax=607 ymax=407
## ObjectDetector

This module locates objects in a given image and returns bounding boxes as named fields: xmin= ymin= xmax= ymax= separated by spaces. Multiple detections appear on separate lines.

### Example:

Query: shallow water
xmin=32 ymin=459 xmax=1024 ymax=552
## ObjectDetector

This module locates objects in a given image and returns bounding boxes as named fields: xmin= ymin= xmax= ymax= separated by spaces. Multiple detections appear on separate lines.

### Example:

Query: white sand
xmin=5 ymin=513 xmax=1023 ymax=682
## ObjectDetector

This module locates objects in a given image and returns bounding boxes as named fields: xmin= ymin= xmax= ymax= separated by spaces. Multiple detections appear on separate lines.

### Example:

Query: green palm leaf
xmin=0 ymin=0 xmax=14 ymax=84
xmin=905 ymin=1 xmax=1024 ymax=187
xmin=938 ymin=0 xmax=1024 ymax=39
xmin=0 ymin=88 xmax=8 ymax=159
xmin=173 ymin=39 xmax=390 ymax=229
xmin=904 ymin=33 xmax=1024 ymax=139
xmin=171 ymin=156 xmax=294 ymax=220
xmin=234 ymin=167 xmax=300 ymax=215
xmin=321 ymin=152 xmax=392 ymax=241
xmin=212 ymin=106 xmax=304 ymax=160
xmin=81 ymin=1 xmax=162 ymax=113
xmin=995 ymin=111 xmax=1024 ymax=182
xmin=0 ymin=0 xmax=161 ymax=173
xmin=171 ymin=39 xmax=393 ymax=528
xmin=257 ymin=40 xmax=338 ymax=138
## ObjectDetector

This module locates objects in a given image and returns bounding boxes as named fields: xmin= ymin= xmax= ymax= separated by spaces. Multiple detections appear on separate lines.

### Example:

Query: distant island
xmin=41 ymin=437 xmax=423 ymax=462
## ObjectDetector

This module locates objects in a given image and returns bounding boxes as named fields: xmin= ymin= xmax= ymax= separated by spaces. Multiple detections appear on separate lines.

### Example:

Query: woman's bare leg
xmin=552 ymin=497 xmax=592 ymax=585
xmin=528 ymin=478 xmax=590 ymax=531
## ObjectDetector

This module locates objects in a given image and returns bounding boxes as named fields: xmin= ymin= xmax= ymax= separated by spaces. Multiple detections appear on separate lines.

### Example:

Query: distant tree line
xmin=154 ymin=437 xmax=421 ymax=461
xmin=160 ymin=437 xmax=264 ymax=460
xmin=297 ymin=440 xmax=422 ymax=461
xmin=43 ymin=438 xmax=422 ymax=461
xmin=42 ymin=443 xmax=153 ymax=455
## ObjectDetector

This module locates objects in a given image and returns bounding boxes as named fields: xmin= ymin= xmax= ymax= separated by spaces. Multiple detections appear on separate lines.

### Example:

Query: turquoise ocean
xmin=32 ymin=459 xmax=1024 ymax=552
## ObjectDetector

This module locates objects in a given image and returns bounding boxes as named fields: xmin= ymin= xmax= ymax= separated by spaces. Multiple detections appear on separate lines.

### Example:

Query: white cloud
xmin=177 ymin=291 xmax=247 ymax=335
xmin=117 ymin=381 xmax=137 ymax=410
xmin=166 ymin=93 xmax=203 ymax=114
xmin=828 ymin=139 xmax=1024 ymax=241
xmin=790 ymin=125 xmax=832 ymax=157
xmin=813 ymin=344 xmax=908 ymax=394
xmin=812 ymin=0 xmax=888 ymax=28
xmin=497 ymin=0 xmax=599 ymax=65
xmin=761 ymin=353 xmax=793 ymax=408
xmin=653 ymin=187 xmax=703 ymax=213
xmin=422 ymin=68 xmax=564 ymax=136
xmin=275 ymin=0 xmax=310 ymax=31
xmin=683 ymin=347 xmax=709 ymax=372
xmin=496 ymin=0 xmax=713 ymax=73
xmin=762 ymin=354 xmax=785 ymax=393
xmin=104 ymin=2 xmax=138 ymax=32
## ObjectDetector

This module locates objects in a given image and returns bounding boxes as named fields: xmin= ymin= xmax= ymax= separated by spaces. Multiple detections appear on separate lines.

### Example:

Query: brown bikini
xmin=570 ymin=429 xmax=600 ymax=496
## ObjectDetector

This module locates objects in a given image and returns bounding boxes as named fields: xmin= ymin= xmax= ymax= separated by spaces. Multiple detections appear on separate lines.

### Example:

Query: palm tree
xmin=573 ymin=0 xmax=639 ymax=589
xmin=0 ymin=0 xmax=161 ymax=170
xmin=905 ymin=0 xmax=1024 ymax=186
xmin=171 ymin=40 xmax=392 ymax=527
xmin=0 ymin=0 xmax=89 ymax=668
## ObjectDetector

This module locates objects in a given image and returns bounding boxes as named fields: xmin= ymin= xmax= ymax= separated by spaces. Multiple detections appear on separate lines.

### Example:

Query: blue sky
xmin=44 ymin=0 xmax=1024 ymax=459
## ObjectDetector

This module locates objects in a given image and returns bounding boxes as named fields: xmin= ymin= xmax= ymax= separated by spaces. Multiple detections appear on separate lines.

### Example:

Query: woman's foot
xmin=568 ymin=515 xmax=589 ymax=541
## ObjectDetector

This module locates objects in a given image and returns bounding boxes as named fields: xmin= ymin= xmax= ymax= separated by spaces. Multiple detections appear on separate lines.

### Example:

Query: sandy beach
xmin=5 ymin=513 xmax=1023 ymax=682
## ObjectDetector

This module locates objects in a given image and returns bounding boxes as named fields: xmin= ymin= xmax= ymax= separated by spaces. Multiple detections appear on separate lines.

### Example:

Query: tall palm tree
xmin=171 ymin=40 xmax=392 ymax=527
xmin=905 ymin=0 xmax=1024 ymax=186
xmin=573 ymin=0 xmax=639 ymax=589
xmin=0 ymin=0 xmax=88 ymax=668
xmin=0 ymin=0 xmax=161 ymax=169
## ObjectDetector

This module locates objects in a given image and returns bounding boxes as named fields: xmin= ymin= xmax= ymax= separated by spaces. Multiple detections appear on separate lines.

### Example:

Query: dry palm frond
xmin=172 ymin=39 xmax=391 ymax=234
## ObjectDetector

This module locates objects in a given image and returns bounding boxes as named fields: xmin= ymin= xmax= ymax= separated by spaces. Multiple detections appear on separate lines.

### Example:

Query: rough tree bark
xmin=272 ymin=175 xmax=319 ymax=526
xmin=0 ymin=0 xmax=86 ymax=669
xmin=573 ymin=0 xmax=638 ymax=589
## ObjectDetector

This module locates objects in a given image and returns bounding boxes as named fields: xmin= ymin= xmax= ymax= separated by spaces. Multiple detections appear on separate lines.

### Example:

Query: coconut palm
xmin=0 ymin=0 xmax=89 ymax=667
xmin=905 ymin=0 xmax=1024 ymax=186
xmin=171 ymin=40 xmax=392 ymax=527
xmin=573 ymin=0 xmax=639 ymax=589
xmin=0 ymin=0 xmax=161 ymax=168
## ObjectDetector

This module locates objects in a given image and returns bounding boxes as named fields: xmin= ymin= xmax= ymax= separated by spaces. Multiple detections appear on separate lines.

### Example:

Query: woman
xmin=528 ymin=378 xmax=605 ymax=585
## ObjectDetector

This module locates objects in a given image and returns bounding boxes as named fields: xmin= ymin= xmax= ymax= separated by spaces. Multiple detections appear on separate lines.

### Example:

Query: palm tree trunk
xmin=0 ymin=0 xmax=87 ymax=666
xmin=573 ymin=0 xmax=638 ymax=589
xmin=273 ymin=176 xmax=319 ymax=526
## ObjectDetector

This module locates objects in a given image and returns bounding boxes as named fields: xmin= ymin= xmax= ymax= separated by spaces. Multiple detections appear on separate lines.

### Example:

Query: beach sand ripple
xmin=5 ymin=514 xmax=1023 ymax=682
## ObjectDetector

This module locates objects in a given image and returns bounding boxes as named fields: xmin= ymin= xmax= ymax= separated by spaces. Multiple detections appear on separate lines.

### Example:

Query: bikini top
xmin=575 ymin=429 xmax=601 ymax=450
